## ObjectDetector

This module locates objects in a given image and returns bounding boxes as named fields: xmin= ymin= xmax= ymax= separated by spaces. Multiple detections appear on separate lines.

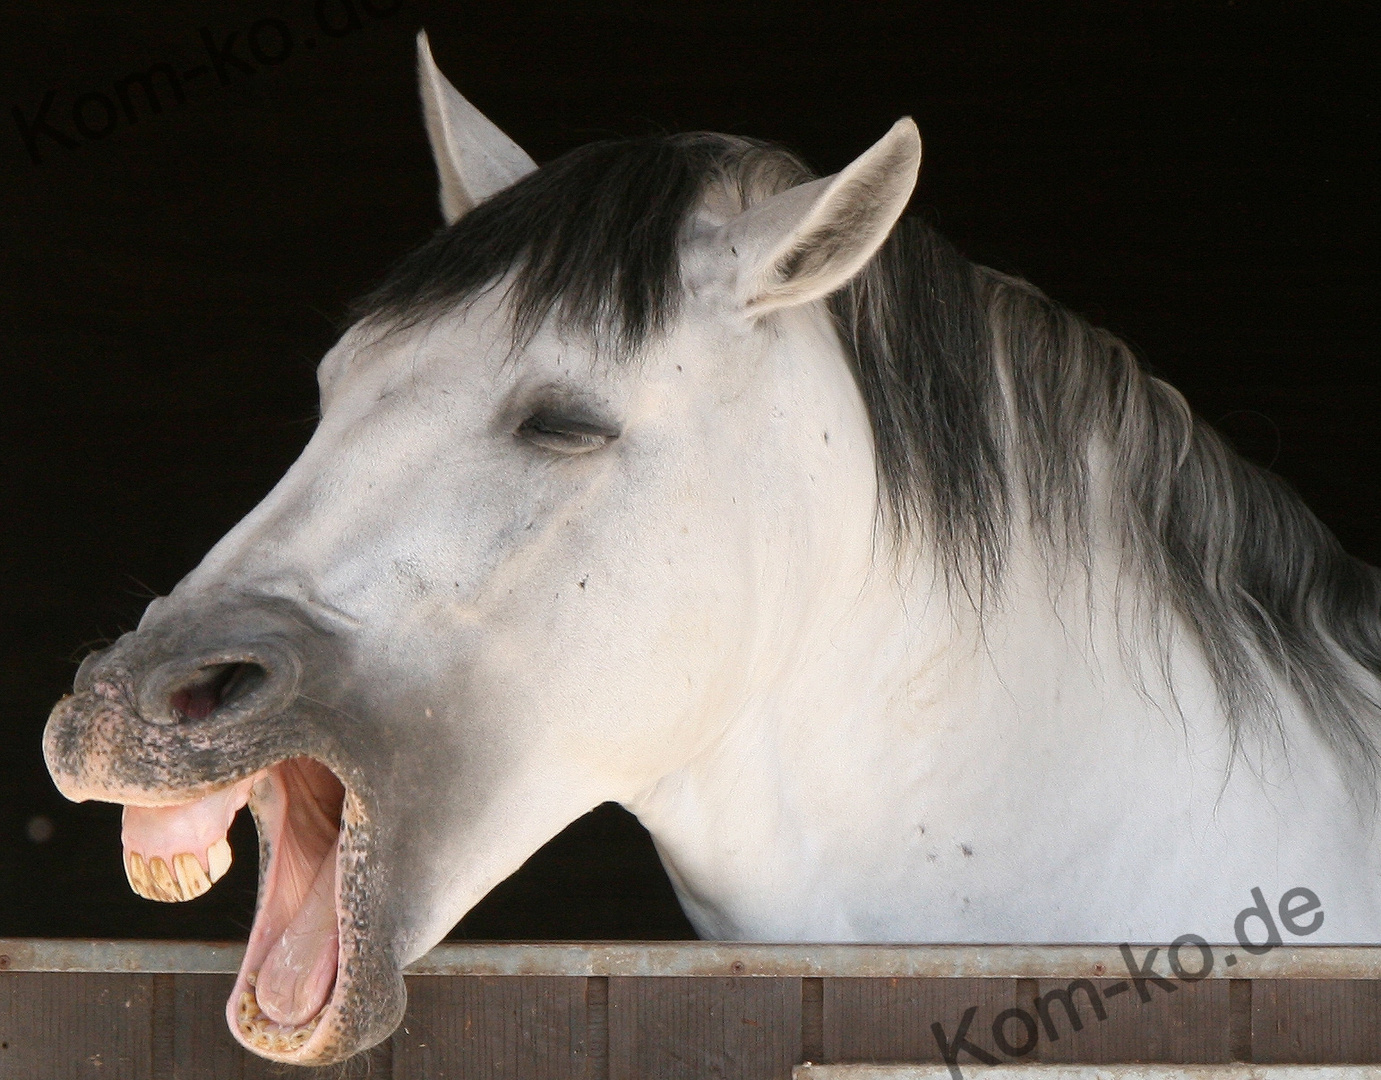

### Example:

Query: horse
xmin=43 ymin=31 xmax=1381 ymax=1065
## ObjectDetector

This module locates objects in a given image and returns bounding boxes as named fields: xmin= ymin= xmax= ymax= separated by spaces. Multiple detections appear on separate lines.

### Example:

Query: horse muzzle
xmin=42 ymin=598 xmax=407 ymax=1065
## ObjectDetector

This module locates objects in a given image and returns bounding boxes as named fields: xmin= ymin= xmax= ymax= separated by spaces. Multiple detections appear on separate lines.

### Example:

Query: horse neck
xmin=768 ymin=522 xmax=1239 ymax=802
xmin=628 ymin=306 xmax=1378 ymax=940
xmin=631 ymin=493 xmax=1355 ymax=937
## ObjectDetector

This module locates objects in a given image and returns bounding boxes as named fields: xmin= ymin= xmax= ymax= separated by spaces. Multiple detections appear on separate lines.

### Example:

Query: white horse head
xmin=43 ymin=32 xmax=1381 ymax=1065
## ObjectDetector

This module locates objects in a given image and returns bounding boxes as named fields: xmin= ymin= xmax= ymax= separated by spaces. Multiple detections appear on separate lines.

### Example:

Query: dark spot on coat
xmin=960 ymin=843 xmax=973 ymax=857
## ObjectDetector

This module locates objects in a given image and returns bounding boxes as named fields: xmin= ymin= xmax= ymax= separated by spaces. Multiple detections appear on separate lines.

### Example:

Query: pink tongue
xmin=256 ymin=846 xmax=339 ymax=1026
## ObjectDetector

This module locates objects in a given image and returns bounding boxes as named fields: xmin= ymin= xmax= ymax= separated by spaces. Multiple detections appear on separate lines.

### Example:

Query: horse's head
xmin=43 ymin=33 xmax=920 ymax=1064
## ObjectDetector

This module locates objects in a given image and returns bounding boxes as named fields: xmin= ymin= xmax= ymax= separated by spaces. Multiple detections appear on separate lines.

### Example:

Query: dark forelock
xmin=354 ymin=132 xmax=812 ymax=354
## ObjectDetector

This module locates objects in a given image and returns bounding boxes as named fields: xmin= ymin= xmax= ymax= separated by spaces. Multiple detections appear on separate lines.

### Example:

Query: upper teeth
xmin=125 ymin=838 xmax=232 ymax=902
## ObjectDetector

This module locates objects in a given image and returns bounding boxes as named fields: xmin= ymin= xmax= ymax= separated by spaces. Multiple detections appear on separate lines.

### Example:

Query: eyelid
xmin=516 ymin=412 xmax=620 ymax=453
xmin=524 ymin=413 xmax=618 ymax=436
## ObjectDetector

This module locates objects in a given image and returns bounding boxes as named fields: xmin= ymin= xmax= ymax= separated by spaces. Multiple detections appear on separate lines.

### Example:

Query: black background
xmin=1 ymin=1 xmax=1376 ymax=941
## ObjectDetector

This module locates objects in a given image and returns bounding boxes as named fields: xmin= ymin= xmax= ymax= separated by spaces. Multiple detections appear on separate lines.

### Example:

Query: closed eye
xmin=516 ymin=413 xmax=620 ymax=454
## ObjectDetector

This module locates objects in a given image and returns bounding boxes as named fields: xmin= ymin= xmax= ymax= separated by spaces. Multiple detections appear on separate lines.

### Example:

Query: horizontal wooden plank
xmin=3 ymin=940 xmax=1379 ymax=980
xmin=3 ymin=970 xmax=1378 ymax=1075
xmin=795 ymin=1067 xmax=1381 ymax=1079
xmin=0 ymin=939 xmax=247 ymax=974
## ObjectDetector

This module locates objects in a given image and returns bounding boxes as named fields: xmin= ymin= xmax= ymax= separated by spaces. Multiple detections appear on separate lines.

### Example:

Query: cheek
xmin=514 ymin=484 xmax=755 ymax=662
xmin=463 ymin=455 xmax=762 ymax=746
xmin=592 ymin=463 xmax=762 ymax=688
xmin=343 ymin=447 xmax=565 ymax=611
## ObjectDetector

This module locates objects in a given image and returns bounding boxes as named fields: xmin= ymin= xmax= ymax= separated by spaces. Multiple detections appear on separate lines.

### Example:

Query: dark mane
xmin=357 ymin=132 xmax=1381 ymax=786
xmin=356 ymin=133 xmax=812 ymax=353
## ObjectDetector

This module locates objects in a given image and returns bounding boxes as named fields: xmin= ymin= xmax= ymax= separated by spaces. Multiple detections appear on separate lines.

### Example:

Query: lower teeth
xmin=236 ymin=975 xmax=319 ymax=1052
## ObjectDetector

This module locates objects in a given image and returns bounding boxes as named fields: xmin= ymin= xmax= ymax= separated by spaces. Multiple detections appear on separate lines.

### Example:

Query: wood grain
xmin=1253 ymin=979 xmax=1381 ymax=1064
xmin=0 ymin=972 xmax=152 ymax=1079
xmin=390 ymin=974 xmax=589 ymax=1079
xmin=608 ymin=976 xmax=801 ymax=1080
xmin=3 ymin=967 xmax=1377 ymax=1075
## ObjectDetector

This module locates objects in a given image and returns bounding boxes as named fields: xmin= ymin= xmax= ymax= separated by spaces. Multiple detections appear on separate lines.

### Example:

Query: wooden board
xmin=608 ymin=976 xmax=802 ymax=1080
xmin=0 ymin=966 xmax=1377 ymax=1076
xmin=391 ymin=975 xmax=590 ymax=1079
xmin=1252 ymin=979 xmax=1381 ymax=1064
xmin=0 ymin=972 xmax=153 ymax=1080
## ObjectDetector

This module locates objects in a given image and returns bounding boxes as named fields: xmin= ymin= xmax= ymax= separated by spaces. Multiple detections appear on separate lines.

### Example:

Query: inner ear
xmin=725 ymin=118 xmax=922 ymax=316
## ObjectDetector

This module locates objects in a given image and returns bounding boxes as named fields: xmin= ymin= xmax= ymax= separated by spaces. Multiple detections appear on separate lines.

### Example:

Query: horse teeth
xmin=237 ymin=979 xmax=320 ymax=1053
xmin=126 ymin=851 xmax=155 ymax=899
xmin=126 ymin=847 xmax=225 ymax=901
xmin=208 ymin=837 xmax=232 ymax=883
xmin=147 ymin=855 xmax=181 ymax=902
xmin=174 ymin=852 xmax=211 ymax=899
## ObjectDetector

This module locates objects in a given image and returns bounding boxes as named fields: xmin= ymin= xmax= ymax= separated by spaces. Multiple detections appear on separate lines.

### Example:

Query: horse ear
xmin=417 ymin=30 xmax=537 ymax=224
xmin=724 ymin=118 xmax=921 ymax=316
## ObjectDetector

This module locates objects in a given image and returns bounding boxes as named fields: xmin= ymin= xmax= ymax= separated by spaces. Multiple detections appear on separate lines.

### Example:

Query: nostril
xmin=169 ymin=662 xmax=267 ymax=722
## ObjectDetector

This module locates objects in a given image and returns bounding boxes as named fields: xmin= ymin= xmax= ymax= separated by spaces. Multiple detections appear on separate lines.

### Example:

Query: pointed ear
xmin=417 ymin=30 xmax=538 ymax=224
xmin=723 ymin=118 xmax=921 ymax=316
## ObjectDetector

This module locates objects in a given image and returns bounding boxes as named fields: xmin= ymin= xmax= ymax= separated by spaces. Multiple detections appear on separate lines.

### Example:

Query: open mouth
xmin=121 ymin=755 xmax=350 ymax=1058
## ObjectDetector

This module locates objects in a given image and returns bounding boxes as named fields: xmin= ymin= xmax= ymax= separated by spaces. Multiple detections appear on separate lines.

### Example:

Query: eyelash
xmin=516 ymin=414 xmax=619 ymax=454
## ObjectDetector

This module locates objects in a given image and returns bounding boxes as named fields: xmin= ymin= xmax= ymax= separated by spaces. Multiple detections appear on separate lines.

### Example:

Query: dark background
xmin=1 ymin=1 xmax=1376 ymax=941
